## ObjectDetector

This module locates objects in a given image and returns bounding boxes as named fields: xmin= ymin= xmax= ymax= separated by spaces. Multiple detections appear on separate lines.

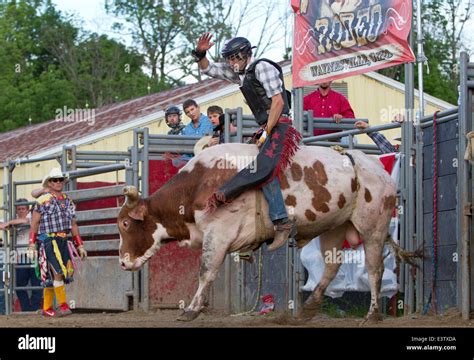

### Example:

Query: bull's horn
xmin=123 ymin=186 xmax=140 ymax=208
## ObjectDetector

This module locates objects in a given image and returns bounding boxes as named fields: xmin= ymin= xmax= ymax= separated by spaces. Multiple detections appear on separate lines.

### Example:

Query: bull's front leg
xmin=177 ymin=230 xmax=227 ymax=321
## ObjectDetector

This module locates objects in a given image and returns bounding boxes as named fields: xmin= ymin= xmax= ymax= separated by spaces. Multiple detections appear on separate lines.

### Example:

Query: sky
xmin=51 ymin=0 xmax=474 ymax=70
xmin=51 ymin=0 xmax=128 ymax=43
xmin=51 ymin=0 xmax=292 ymax=61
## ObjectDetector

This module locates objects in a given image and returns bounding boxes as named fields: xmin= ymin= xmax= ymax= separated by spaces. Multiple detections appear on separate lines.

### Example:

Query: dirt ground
xmin=0 ymin=308 xmax=472 ymax=328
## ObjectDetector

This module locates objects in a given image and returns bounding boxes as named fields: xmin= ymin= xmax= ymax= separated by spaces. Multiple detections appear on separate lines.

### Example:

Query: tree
xmin=43 ymin=27 xmax=150 ymax=108
xmin=0 ymin=0 xmax=77 ymax=131
xmin=105 ymin=0 xmax=290 ymax=84
xmin=377 ymin=0 xmax=472 ymax=104
xmin=424 ymin=0 xmax=472 ymax=87
xmin=105 ymin=0 xmax=202 ymax=89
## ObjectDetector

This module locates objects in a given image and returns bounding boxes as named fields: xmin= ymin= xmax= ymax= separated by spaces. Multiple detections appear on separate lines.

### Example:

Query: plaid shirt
xmin=202 ymin=58 xmax=283 ymax=98
xmin=33 ymin=193 xmax=76 ymax=234
xmin=368 ymin=132 xmax=397 ymax=154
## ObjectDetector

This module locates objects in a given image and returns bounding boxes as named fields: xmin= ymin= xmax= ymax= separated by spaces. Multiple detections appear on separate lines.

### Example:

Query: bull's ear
xmin=128 ymin=200 xmax=148 ymax=221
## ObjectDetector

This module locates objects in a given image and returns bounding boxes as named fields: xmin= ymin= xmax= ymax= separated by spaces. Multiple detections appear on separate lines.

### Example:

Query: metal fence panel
xmin=67 ymin=256 xmax=133 ymax=311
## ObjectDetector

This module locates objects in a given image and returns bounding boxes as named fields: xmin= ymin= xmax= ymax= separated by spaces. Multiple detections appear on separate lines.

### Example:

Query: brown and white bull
xmin=117 ymin=143 xmax=397 ymax=322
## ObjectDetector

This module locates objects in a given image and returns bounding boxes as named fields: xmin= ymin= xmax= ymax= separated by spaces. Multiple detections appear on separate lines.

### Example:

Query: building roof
xmin=0 ymin=60 xmax=453 ymax=162
xmin=0 ymin=76 xmax=236 ymax=162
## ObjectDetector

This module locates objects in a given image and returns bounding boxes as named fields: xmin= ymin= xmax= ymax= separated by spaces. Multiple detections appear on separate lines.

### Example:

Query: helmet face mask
xmin=166 ymin=113 xmax=181 ymax=128
xmin=221 ymin=37 xmax=253 ymax=73
xmin=225 ymin=52 xmax=249 ymax=73
xmin=165 ymin=105 xmax=182 ymax=128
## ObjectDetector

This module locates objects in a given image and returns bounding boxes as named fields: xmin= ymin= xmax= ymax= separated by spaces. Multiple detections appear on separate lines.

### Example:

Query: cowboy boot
xmin=268 ymin=219 xmax=296 ymax=251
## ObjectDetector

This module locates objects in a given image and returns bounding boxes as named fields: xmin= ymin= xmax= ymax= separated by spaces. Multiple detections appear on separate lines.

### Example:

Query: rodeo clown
xmin=165 ymin=105 xmax=185 ymax=135
xmin=193 ymin=33 xmax=302 ymax=251
xmin=28 ymin=168 xmax=87 ymax=317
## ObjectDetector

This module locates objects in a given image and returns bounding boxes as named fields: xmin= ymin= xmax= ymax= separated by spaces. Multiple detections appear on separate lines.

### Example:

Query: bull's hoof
xmin=359 ymin=312 xmax=383 ymax=326
xmin=177 ymin=310 xmax=200 ymax=322
xmin=296 ymin=305 xmax=320 ymax=322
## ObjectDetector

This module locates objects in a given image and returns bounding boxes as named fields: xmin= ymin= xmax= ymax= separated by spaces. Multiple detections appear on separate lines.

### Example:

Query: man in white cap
xmin=28 ymin=168 xmax=87 ymax=317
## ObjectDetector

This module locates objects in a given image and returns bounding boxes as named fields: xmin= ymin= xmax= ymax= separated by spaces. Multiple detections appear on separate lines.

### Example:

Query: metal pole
xmin=61 ymin=146 xmax=69 ymax=177
xmin=141 ymin=127 xmax=150 ymax=313
xmin=66 ymin=164 xmax=127 ymax=179
xmin=236 ymin=107 xmax=243 ymax=143
xmin=5 ymin=162 xmax=15 ymax=315
xmin=459 ymin=52 xmax=471 ymax=320
xmin=402 ymin=23 xmax=416 ymax=314
xmin=2 ymin=163 xmax=10 ymax=315
xmin=71 ymin=145 xmax=78 ymax=190
xmin=224 ymin=255 xmax=231 ymax=313
xmin=291 ymin=4 xmax=303 ymax=137
xmin=416 ymin=0 xmax=426 ymax=117
xmin=294 ymin=88 xmax=304 ymax=135
xmin=224 ymin=109 xmax=231 ymax=144
xmin=414 ymin=0 xmax=426 ymax=313
xmin=125 ymin=147 xmax=134 ymax=185
xmin=142 ymin=128 xmax=150 ymax=198
xmin=134 ymin=130 xmax=141 ymax=190
xmin=302 ymin=122 xmax=401 ymax=143
xmin=307 ymin=110 xmax=314 ymax=136
xmin=132 ymin=129 xmax=141 ymax=311
xmin=348 ymin=134 xmax=354 ymax=150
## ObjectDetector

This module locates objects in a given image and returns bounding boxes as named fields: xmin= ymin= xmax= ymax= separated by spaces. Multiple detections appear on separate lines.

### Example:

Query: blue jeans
xmin=16 ymin=267 xmax=42 ymax=311
xmin=262 ymin=176 xmax=288 ymax=222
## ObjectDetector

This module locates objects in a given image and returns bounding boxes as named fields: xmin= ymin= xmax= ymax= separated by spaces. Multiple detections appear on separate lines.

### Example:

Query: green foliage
xmin=378 ymin=0 xmax=472 ymax=105
xmin=0 ymin=0 xmax=152 ymax=132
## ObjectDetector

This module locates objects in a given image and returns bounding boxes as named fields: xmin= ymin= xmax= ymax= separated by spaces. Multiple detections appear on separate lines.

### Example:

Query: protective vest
xmin=240 ymin=59 xmax=290 ymax=125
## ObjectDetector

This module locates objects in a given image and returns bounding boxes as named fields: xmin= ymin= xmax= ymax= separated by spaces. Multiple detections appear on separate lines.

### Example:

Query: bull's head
xmin=118 ymin=186 xmax=165 ymax=271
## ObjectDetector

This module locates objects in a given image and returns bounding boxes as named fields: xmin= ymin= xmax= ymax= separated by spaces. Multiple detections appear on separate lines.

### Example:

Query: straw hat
xmin=193 ymin=136 xmax=213 ymax=156
xmin=41 ymin=168 xmax=69 ymax=188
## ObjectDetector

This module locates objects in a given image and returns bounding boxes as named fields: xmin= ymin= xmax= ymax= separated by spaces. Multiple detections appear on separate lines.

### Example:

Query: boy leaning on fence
xmin=0 ymin=199 xmax=42 ymax=312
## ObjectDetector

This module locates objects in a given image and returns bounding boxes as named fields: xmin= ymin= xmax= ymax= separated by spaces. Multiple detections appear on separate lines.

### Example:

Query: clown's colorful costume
xmin=29 ymin=192 xmax=83 ymax=316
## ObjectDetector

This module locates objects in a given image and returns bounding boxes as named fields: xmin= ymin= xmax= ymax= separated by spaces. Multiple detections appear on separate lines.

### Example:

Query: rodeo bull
xmin=117 ymin=143 xmax=397 ymax=323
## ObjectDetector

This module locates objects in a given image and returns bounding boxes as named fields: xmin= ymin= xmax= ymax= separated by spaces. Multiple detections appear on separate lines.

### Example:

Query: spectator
xmin=0 ymin=199 xmax=42 ymax=312
xmin=303 ymin=81 xmax=355 ymax=144
xmin=181 ymin=99 xmax=214 ymax=136
xmin=207 ymin=105 xmax=237 ymax=147
xmin=165 ymin=105 xmax=185 ymax=135
xmin=354 ymin=115 xmax=404 ymax=154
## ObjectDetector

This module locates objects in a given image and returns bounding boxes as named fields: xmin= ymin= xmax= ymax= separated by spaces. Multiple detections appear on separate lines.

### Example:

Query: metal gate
xmin=1 ymin=145 xmax=142 ymax=313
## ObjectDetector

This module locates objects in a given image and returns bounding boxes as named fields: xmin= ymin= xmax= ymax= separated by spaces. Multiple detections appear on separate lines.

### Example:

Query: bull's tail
xmin=385 ymin=234 xmax=423 ymax=268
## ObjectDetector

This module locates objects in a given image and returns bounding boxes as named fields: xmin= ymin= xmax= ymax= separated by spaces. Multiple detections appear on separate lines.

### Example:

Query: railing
xmin=1 ymin=146 xmax=136 ymax=314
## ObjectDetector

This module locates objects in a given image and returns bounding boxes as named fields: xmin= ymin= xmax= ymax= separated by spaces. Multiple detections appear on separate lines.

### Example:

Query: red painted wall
xmin=147 ymin=159 xmax=202 ymax=308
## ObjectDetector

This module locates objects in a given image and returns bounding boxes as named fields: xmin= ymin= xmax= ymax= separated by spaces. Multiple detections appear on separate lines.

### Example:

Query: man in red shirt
xmin=303 ymin=81 xmax=355 ymax=138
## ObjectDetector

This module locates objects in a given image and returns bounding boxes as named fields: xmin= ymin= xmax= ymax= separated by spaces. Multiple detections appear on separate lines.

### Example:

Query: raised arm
xmin=31 ymin=188 xmax=46 ymax=199
xmin=193 ymin=32 xmax=214 ymax=71
xmin=192 ymin=32 xmax=239 ymax=83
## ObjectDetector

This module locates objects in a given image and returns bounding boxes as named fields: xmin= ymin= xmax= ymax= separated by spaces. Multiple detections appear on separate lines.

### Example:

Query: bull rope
xmin=423 ymin=111 xmax=440 ymax=315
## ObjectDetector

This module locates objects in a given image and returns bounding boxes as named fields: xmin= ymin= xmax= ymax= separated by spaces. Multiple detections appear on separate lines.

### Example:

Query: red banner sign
xmin=292 ymin=0 xmax=415 ymax=87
